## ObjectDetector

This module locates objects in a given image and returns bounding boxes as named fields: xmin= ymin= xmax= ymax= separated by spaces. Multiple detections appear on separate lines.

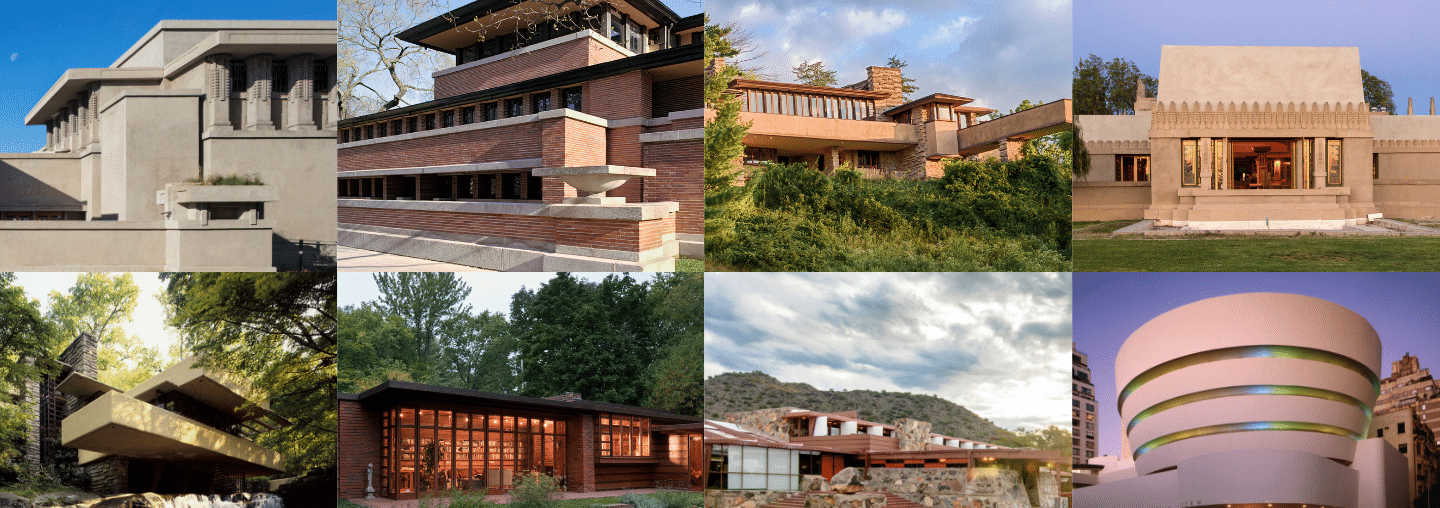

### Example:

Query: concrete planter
xmin=531 ymin=165 xmax=655 ymax=204
xmin=166 ymin=184 xmax=278 ymax=204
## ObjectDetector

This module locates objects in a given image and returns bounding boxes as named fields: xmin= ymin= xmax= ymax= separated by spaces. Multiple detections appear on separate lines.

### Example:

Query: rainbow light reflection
xmin=1126 ymin=385 xmax=1373 ymax=434
xmin=1133 ymin=421 xmax=1364 ymax=460
xmin=1117 ymin=345 xmax=1379 ymax=413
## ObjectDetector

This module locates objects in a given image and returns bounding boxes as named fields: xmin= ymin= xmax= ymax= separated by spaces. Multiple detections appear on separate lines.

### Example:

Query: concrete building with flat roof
xmin=1074 ymin=292 xmax=1410 ymax=508
xmin=337 ymin=0 xmax=703 ymax=271
xmin=1074 ymin=46 xmax=1440 ymax=230
xmin=0 ymin=20 xmax=338 ymax=271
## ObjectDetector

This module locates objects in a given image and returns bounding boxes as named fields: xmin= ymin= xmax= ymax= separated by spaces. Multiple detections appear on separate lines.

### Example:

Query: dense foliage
xmin=1362 ymin=69 xmax=1396 ymax=114
xmin=0 ymin=273 xmax=58 ymax=480
xmin=1072 ymin=54 xmax=1156 ymax=115
xmin=339 ymin=273 xmax=704 ymax=417
xmin=705 ymin=371 xmax=1006 ymax=442
xmin=708 ymin=156 xmax=1071 ymax=271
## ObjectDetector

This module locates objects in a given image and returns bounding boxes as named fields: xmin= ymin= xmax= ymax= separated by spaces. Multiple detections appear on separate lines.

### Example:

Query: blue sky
xmin=0 ymin=0 xmax=335 ymax=152
xmin=338 ymin=273 xmax=658 ymax=316
xmin=708 ymin=0 xmax=1071 ymax=113
xmin=1073 ymin=272 xmax=1440 ymax=459
xmin=705 ymin=273 xmax=1072 ymax=432
xmin=1075 ymin=0 xmax=1440 ymax=111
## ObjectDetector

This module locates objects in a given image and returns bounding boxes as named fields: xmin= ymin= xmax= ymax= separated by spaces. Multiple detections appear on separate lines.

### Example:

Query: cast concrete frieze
xmin=1150 ymin=100 xmax=1371 ymax=131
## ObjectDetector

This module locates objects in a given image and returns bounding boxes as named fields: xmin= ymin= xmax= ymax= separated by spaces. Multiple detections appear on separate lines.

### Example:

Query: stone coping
xmin=339 ymin=108 xmax=706 ymax=149
xmin=638 ymin=128 xmax=704 ymax=143
xmin=338 ymin=158 xmax=542 ymax=178
xmin=0 ymin=220 xmax=273 ymax=230
xmin=339 ymin=198 xmax=678 ymax=221
xmin=531 ymin=165 xmax=655 ymax=177
xmin=1178 ymin=187 xmax=1351 ymax=197
xmin=167 ymin=184 xmax=279 ymax=203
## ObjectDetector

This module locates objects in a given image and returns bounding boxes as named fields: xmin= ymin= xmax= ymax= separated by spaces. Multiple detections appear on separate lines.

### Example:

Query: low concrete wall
xmin=1073 ymin=183 xmax=1151 ymax=221
xmin=0 ymin=220 xmax=274 ymax=271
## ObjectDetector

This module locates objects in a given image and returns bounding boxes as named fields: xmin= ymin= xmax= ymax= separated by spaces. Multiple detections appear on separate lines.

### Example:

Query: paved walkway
xmin=337 ymin=246 xmax=495 ymax=272
xmin=347 ymin=488 xmax=656 ymax=508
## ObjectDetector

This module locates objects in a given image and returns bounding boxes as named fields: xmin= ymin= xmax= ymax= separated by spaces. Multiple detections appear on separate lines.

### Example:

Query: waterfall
xmin=93 ymin=492 xmax=284 ymax=508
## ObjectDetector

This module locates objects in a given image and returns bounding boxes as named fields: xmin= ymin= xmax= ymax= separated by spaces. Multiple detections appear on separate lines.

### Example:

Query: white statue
xmin=366 ymin=462 xmax=376 ymax=499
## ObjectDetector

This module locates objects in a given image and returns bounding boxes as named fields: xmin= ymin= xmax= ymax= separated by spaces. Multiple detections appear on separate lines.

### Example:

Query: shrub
xmin=620 ymin=493 xmax=666 ymax=508
xmin=652 ymin=490 xmax=704 ymax=508
xmin=206 ymin=172 xmax=265 ymax=185
xmin=510 ymin=471 xmax=563 ymax=508
xmin=419 ymin=488 xmax=495 ymax=508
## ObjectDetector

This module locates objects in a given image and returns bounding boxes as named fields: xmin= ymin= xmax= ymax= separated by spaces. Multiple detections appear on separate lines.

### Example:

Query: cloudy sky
xmin=709 ymin=0 xmax=1071 ymax=113
xmin=1074 ymin=272 xmax=1440 ymax=460
xmin=1075 ymin=0 xmax=1440 ymax=111
xmin=0 ymin=0 xmax=334 ymax=152
xmin=338 ymin=272 xmax=657 ymax=315
xmin=704 ymin=273 xmax=1072 ymax=432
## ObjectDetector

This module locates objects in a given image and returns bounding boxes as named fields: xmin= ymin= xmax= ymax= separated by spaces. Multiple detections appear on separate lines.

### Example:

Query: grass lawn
xmin=1075 ymin=235 xmax=1440 ymax=271
xmin=674 ymin=257 xmax=703 ymax=272
xmin=339 ymin=501 xmax=366 ymax=508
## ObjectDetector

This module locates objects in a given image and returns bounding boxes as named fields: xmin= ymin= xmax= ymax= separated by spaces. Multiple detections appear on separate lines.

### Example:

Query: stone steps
xmin=877 ymin=492 xmax=927 ymax=508
xmin=759 ymin=492 xmax=812 ymax=508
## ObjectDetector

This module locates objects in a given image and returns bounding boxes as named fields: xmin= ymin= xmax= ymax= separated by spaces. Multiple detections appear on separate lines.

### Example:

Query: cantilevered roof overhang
xmin=400 ymin=0 xmax=681 ymax=54
xmin=884 ymin=93 xmax=994 ymax=117
xmin=24 ymin=68 xmax=164 ymax=126
xmin=350 ymin=380 xmax=703 ymax=425
xmin=62 ymin=391 xmax=285 ymax=475
xmin=55 ymin=372 xmax=121 ymax=400
xmin=957 ymin=99 xmax=1073 ymax=156
xmin=729 ymin=79 xmax=892 ymax=100
xmin=739 ymin=112 xmax=918 ymax=153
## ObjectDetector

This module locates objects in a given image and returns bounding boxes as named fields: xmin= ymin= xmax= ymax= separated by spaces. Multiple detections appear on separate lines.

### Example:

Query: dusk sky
xmin=708 ymin=0 xmax=1071 ymax=114
xmin=1074 ymin=272 xmax=1440 ymax=460
xmin=705 ymin=273 xmax=1072 ymax=432
xmin=1075 ymin=0 xmax=1440 ymax=112
xmin=0 ymin=0 xmax=335 ymax=153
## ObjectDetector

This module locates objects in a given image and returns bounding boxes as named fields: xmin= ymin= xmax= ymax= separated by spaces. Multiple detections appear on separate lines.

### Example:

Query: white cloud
xmin=840 ymin=8 xmax=911 ymax=38
xmin=9 ymin=54 xmax=16 ymax=62
xmin=919 ymin=15 xmax=979 ymax=49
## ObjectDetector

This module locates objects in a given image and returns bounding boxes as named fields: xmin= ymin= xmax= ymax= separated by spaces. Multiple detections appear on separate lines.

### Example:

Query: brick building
xmin=724 ymin=64 xmax=1071 ymax=179
xmin=1072 ymin=344 xmax=1097 ymax=465
xmin=1377 ymin=353 xmax=1440 ymax=441
xmin=337 ymin=0 xmax=703 ymax=271
xmin=339 ymin=381 xmax=703 ymax=500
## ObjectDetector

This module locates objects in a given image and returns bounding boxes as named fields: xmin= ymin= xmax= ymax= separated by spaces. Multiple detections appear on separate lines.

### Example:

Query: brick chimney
xmin=867 ymin=66 xmax=905 ymax=117
xmin=545 ymin=392 xmax=583 ymax=403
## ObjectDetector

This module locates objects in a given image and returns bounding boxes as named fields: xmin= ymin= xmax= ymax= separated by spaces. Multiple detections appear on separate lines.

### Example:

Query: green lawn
xmin=338 ymin=501 xmax=366 ymax=508
xmin=674 ymin=257 xmax=703 ymax=272
xmin=1075 ymin=235 xmax=1440 ymax=271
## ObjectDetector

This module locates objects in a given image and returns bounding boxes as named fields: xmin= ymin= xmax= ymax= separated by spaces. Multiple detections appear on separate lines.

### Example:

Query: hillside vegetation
xmin=705 ymin=157 xmax=1071 ymax=272
xmin=705 ymin=371 xmax=1006 ymax=442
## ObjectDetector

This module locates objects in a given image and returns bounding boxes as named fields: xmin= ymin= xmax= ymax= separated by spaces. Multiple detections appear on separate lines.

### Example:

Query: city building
xmin=1072 ymin=344 xmax=1097 ymax=465
xmin=1372 ymin=407 xmax=1440 ymax=505
xmin=706 ymin=408 xmax=1066 ymax=507
xmin=1377 ymin=353 xmax=1440 ymax=442
xmin=1073 ymin=292 xmax=1410 ymax=508
xmin=338 ymin=381 xmax=704 ymax=500
xmin=336 ymin=0 xmax=704 ymax=271
xmin=0 ymin=20 xmax=338 ymax=271
xmin=724 ymin=65 xmax=1072 ymax=179
xmin=25 ymin=333 xmax=289 ymax=495
xmin=1074 ymin=46 xmax=1440 ymax=229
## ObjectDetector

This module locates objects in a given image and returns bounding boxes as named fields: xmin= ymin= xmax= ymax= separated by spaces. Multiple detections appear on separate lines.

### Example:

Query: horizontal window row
xmin=227 ymin=59 xmax=331 ymax=94
xmin=339 ymin=173 xmax=544 ymax=202
xmin=740 ymin=89 xmax=876 ymax=121
xmin=341 ymin=87 xmax=581 ymax=143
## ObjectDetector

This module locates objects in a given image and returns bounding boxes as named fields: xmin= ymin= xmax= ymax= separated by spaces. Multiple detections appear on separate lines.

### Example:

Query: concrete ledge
xmin=638 ymin=128 xmax=704 ymax=143
xmin=338 ymin=159 xmax=542 ymax=178
xmin=202 ymin=130 xmax=339 ymax=140
xmin=339 ymin=198 xmax=678 ymax=220
xmin=99 ymin=89 xmax=204 ymax=116
xmin=338 ymin=108 xmax=609 ymax=149
xmin=0 ymin=220 xmax=272 ymax=231
xmin=678 ymin=232 xmax=703 ymax=259
xmin=339 ymin=224 xmax=674 ymax=272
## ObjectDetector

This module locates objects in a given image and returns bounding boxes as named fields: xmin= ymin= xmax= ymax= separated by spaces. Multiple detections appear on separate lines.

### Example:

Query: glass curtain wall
xmin=708 ymin=445 xmax=800 ymax=490
xmin=383 ymin=406 xmax=567 ymax=497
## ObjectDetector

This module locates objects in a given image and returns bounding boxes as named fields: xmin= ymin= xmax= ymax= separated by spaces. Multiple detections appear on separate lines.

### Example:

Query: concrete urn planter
xmin=531 ymin=165 xmax=655 ymax=204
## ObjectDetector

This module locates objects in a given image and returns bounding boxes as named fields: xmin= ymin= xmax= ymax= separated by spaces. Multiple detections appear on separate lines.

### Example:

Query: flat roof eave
xmin=25 ymin=68 xmax=165 ymax=126
xmin=350 ymin=380 xmax=703 ymax=424
xmin=62 ymin=391 xmax=286 ymax=475
xmin=400 ymin=0 xmax=681 ymax=49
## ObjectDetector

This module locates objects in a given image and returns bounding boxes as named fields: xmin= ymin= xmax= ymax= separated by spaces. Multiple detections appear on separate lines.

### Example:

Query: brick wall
xmin=566 ymin=413 xmax=596 ymax=492
xmin=652 ymin=75 xmax=703 ymax=118
xmin=588 ymin=71 xmax=652 ymax=120
xmin=642 ymin=139 xmax=702 ymax=236
xmin=339 ymin=122 xmax=542 ymax=172
xmin=434 ymin=37 xmax=627 ymax=99
xmin=554 ymin=216 xmax=674 ymax=253
xmin=339 ymin=207 xmax=556 ymax=244
xmin=541 ymin=117 xmax=607 ymax=168
xmin=339 ymin=398 xmax=383 ymax=500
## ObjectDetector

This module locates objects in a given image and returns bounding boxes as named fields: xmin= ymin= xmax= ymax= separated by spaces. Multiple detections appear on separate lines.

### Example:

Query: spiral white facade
xmin=1076 ymin=293 xmax=1409 ymax=508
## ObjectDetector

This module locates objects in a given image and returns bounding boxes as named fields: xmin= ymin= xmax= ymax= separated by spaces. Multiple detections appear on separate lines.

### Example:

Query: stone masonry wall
xmin=893 ymin=419 xmax=931 ymax=451
xmin=861 ymin=468 xmax=1035 ymax=508
xmin=866 ymin=67 xmax=904 ymax=119
xmin=704 ymin=489 xmax=793 ymax=508
xmin=723 ymin=408 xmax=799 ymax=442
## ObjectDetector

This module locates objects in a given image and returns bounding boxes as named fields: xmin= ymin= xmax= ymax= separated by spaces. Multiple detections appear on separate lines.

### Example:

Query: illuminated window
xmin=1115 ymin=155 xmax=1150 ymax=182
xmin=1181 ymin=139 xmax=1199 ymax=186
xmin=1326 ymin=139 xmax=1343 ymax=186
xmin=597 ymin=413 xmax=649 ymax=457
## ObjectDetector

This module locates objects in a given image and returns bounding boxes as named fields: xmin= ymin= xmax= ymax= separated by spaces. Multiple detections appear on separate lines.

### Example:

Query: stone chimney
xmin=545 ymin=392 xmax=583 ymax=402
xmin=894 ymin=418 xmax=933 ymax=451
xmin=867 ymin=66 xmax=905 ymax=117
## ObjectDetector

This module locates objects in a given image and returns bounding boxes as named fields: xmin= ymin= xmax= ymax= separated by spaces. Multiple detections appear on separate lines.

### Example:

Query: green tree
xmin=704 ymin=18 xmax=753 ymax=255
xmin=644 ymin=273 xmax=703 ymax=416
xmin=45 ymin=273 xmax=164 ymax=390
xmin=886 ymin=55 xmax=919 ymax=100
xmin=792 ymin=60 xmax=838 ymax=87
xmin=0 ymin=273 xmax=57 ymax=474
xmin=509 ymin=274 xmax=659 ymax=406
xmin=338 ymin=303 xmax=418 ymax=393
xmin=1363 ymin=69 xmax=1396 ymax=114
xmin=436 ymin=310 xmax=519 ymax=394
xmin=373 ymin=273 xmax=472 ymax=381
xmin=1072 ymin=54 xmax=1156 ymax=115
xmin=160 ymin=273 xmax=336 ymax=476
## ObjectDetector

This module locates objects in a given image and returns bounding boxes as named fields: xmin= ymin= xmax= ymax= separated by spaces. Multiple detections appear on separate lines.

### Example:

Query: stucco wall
xmin=1157 ymin=46 xmax=1364 ymax=105
xmin=0 ymin=155 xmax=83 ymax=209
